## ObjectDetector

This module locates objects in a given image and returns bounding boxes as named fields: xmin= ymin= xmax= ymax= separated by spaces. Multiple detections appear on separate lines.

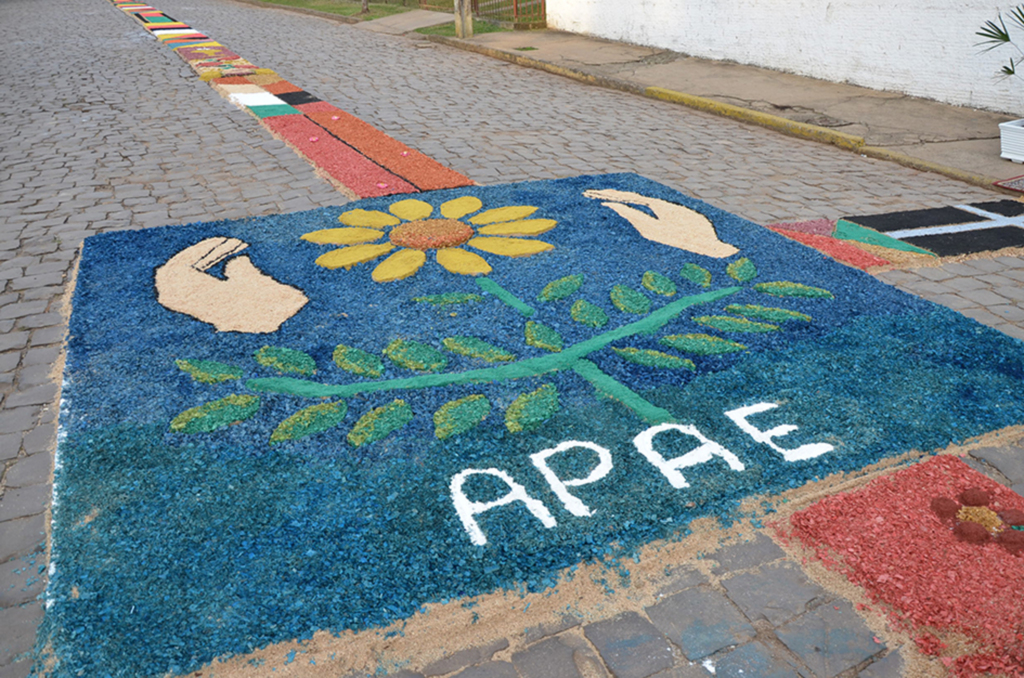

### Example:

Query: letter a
xmin=633 ymin=423 xmax=744 ymax=489
xmin=450 ymin=468 xmax=556 ymax=546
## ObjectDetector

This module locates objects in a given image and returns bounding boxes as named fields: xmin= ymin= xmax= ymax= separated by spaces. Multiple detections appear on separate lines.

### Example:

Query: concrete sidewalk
xmin=420 ymin=28 xmax=1021 ymax=189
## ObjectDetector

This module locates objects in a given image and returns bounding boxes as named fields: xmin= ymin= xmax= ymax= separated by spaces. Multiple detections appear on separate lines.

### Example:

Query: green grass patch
xmin=255 ymin=0 xmax=415 ymax=20
xmin=416 ymin=18 xmax=510 ymax=36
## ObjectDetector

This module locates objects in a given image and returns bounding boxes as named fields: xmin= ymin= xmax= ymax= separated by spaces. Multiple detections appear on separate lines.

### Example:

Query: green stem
xmin=476 ymin=276 xmax=535 ymax=316
xmin=247 ymin=286 xmax=741 ymax=400
xmin=571 ymin=359 xmax=675 ymax=424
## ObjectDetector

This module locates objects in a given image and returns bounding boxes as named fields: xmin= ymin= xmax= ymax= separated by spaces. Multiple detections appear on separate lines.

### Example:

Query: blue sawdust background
xmin=38 ymin=174 xmax=1024 ymax=677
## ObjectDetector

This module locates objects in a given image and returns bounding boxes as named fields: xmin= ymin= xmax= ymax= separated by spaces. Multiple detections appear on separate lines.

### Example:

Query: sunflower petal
xmin=301 ymin=227 xmax=384 ymax=245
xmin=440 ymin=196 xmax=483 ymax=219
xmin=468 ymin=237 xmax=554 ymax=258
xmin=476 ymin=219 xmax=557 ymax=237
xmin=436 ymin=248 xmax=493 ymax=276
xmin=315 ymin=244 xmax=394 ymax=270
xmin=389 ymin=199 xmax=433 ymax=221
xmin=469 ymin=206 xmax=539 ymax=224
xmin=372 ymin=249 xmax=427 ymax=282
xmin=338 ymin=209 xmax=401 ymax=228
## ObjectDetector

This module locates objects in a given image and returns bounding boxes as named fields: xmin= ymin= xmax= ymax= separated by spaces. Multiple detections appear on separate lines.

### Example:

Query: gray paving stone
xmin=0 ymin=603 xmax=42 ymax=668
xmin=958 ymin=288 xmax=1015 ymax=307
xmin=858 ymin=649 xmax=904 ymax=678
xmin=584 ymin=612 xmax=675 ymax=678
xmin=422 ymin=638 xmax=509 ymax=676
xmin=0 ymin=656 xmax=33 ymax=678
xmin=523 ymin=612 xmax=582 ymax=644
xmin=710 ymin=534 xmax=785 ymax=574
xmin=650 ymin=665 xmax=709 ymax=678
xmin=451 ymin=662 xmax=518 ymax=678
xmin=0 ymin=485 xmax=50 ymax=522
xmin=645 ymin=588 xmax=755 ymax=661
xmin=383 ymin=671 xmax=424 ymax=678
xmin=0 ymin=434 xmax=20 ymax=462
xmin=721 ymin=562 xmax=827 ymax=626
xmin=911 ymin=267 xmax=956 ymax=282
xmin=2 ymin=453 xmax=50 ymax=488
xmin=655 ymin=565 xmax=707 ymax=597
xmin=512 ymin=636 xmax=586 ymax=678
xmin=0 ymin=554 xmax=45 ymax=608
xmin=970 ymin=445 xmax=1024 ymax=483
xmin=0 ymin=514 xmax=45 ymax=563
xmin=713 ymin=641 xmax=801 ymax=678
xmin=939 ymin=277 xmax=988 ymax=293
xmin=775 ymin=602 xmax=883 ymax=678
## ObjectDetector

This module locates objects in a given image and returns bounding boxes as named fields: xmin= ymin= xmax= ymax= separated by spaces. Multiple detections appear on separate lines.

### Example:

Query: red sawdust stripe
xmin=301 ymin=104 xmax=472 ymax=191
xmin=768 ymin=226 xmax=889 ymax=269
xmin=261 ymin=115 xmax=416 ymax=198
xmin=785 ymin=456 xmax=1024 ymax=677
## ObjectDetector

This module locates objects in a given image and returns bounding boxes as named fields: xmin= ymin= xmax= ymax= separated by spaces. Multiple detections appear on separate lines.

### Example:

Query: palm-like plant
xmin=977 ymin=5 xmax=1024 ymax=80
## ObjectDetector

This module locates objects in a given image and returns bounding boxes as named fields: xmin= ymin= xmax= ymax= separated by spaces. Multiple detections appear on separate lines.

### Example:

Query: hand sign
xmin=583 ymin=189 xmax=739 ymax=259
xmin=155 ymin=237 xmax=308 ymax=334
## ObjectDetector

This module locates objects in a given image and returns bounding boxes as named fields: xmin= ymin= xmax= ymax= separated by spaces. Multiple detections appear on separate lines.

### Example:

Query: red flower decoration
xmin=931 ymin=487 xmax=1024 ymax=555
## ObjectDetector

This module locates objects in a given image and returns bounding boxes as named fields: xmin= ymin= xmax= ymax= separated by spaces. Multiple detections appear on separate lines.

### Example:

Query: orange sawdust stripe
xmin=768 ymin=226 xmax=890 ymax=270
xmin=302 ymin=104 xmax=473 ymax=191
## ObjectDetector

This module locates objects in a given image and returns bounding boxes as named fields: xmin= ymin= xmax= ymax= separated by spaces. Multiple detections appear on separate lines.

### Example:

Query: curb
xmin=425 ymin=35 xmax=1009 ymax=194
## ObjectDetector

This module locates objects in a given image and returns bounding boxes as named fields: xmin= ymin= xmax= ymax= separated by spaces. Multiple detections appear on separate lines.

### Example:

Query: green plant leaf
xmin=348 ymin=399 xmax=413 ymax=447
xmin=175 ymin=359 xmax=242 ymax=384
xmin=724 ymin=304 xmax=811 ymax=323
xmin=694 ymin=316 xmax=779 ymax=333
xmin=726 ymin=257 xmax=757 ymax=282
xmin=642 ymin=271 xmax=677 ymax=296
xmin=270 ymin=401 xmax=348 ymax=444
xmin=610 ymin=285 xmax=651 ymax=314
xmin=754 ymin=281 xmax=834 ymax=299
xmin=505 ymin=384 xmax=559 ymax=433
xmin=412 ymin=293 xmax=483 ymax=306
xmin=611 ymin=347 xmax=694 ymax=370
xmin=537 ymin=274 xmax=584 ymax=302
xmin=333 ymin=344 xmax=384 ymax=378
xmin=525 ymin=321 xmax=564 ymax=352
xmin=170 ymin=395 xmax=260 ymax=434
xmin=434 ymin=395 xmax=491 ymax=440
xmin=384 ymin=339 xmax=448 ymax=372
xmin=254 ymin=346 xmax=316 ymax=376
xmin=571 ymin=299 xmax=609 ymax=328
xmin=442 ymin=336 xmax=515 ymax=362
xmin=660 ymin=333 xmax=747 ymax=355
xmin=680 ymin=263 xmax=711 ymax=287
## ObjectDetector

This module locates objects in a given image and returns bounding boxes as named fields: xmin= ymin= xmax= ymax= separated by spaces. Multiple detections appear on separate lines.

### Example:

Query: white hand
xmin=155 ymin=237 xmax=308 ymax=334
xmin=583 ymin=189 xmax=739 ymax=259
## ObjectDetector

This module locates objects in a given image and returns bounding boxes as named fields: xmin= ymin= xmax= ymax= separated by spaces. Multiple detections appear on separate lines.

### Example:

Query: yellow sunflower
xmin=300 ymin=196 xmax=557 ymax=282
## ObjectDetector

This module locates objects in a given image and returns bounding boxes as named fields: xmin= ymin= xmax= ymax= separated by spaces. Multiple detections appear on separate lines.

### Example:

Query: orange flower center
xmin=957 ymin=505 xmax=1003 ymax=534
xmin=389 ymin=219 xmax=473 ymax=251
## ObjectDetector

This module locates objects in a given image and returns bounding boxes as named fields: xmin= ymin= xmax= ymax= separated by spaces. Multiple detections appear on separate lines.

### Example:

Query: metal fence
xmin=417 ymin=0 xmax=545 ymax=27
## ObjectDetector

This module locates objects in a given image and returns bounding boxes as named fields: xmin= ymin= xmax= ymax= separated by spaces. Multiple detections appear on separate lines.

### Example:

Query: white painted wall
xmin=546 ymin=0 xmax=1023 ymax=114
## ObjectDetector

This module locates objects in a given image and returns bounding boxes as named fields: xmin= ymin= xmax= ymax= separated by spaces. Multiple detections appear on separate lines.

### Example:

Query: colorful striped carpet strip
xmin=108 ymin=0 xmax=473 ymax=199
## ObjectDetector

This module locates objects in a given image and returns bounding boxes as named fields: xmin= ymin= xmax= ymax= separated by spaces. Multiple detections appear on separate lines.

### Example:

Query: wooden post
xmin=453 ymin=0 xmax=473 ymax=38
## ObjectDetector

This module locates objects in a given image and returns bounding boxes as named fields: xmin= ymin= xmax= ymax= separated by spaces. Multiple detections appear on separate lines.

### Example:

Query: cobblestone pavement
xmin=2 ymin=0 xmax=1023 ymax=675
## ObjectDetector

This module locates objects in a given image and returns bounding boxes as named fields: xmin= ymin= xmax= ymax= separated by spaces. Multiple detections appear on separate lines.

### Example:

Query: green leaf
xmin=680 ymin=263 xmax=711 ymax=287
xmin=525 ymin=321 xmax=564 ymax=352
xmin=384 ymin=339 xmax=448 ymax=372
xmin=175 ymin=359 xmax=242 ymax=384
xmin=442 ymin=336 xmax=515 ymax=362
xmin=724 ymin=304 xmax=811 ymax=323
xmin=610 ymin=285 xmax=651 ymax=314
xmin=332 ymin=344 xmax=384 ymax=378
xmin=660 ymin=333 xmax=747 ymax=355
xmin=694 ymin=316 xmax=779 ymax=333
xmin=505 ymin=384 xmax=559 ymax=433
xmin=254 ymin=346 xmax=316 ymax=376
xmin=754 ymin=281 xmax=834 ymax=299
xmin=537 ymin=274 xmax=584 ymax=302
xmin=642 ymin=271 xmax=677 ymax=296
xmin=726 ymin=257 xmax=758 ymax=282
xmin=270 ymin=401 xmax=348 ymax=444
xmin=348 ymin=399 xmax=413 ymax=447
xmin=412 ymin=293 xmax=483 ymax=306
xmin=571 ymin=299 xmax=609 ymax=328
xmin=170 ymin=395 xmax=260 ymax=434
xmin=611 ymin=347 xmax=694 ymax=370
xmin=434 ymin=395 xmax=491 ymax=440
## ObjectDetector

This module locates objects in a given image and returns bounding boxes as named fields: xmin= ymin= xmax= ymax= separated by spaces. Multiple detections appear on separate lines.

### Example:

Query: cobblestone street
xmin=2 ymin=0 xmax=1022 ymax=675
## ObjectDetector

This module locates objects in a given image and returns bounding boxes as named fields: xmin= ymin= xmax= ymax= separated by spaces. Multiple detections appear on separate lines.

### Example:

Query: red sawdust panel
xmin=293 ymin=101 xmax=337 ymax=114
xmin=768 ymin=226 xmax=889 ymax=269
xmin=305 ymin=107 xmax=473 ymax=191
xmin=261 ymin=80 xmax=302 ymax=94
xmin=214 ymin=76 xmax=252 ymax=85
xmin=261 ymin=115 xmax=416 ymax=198
xmin=786 ymin=456 xmax=1024 ymax=677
